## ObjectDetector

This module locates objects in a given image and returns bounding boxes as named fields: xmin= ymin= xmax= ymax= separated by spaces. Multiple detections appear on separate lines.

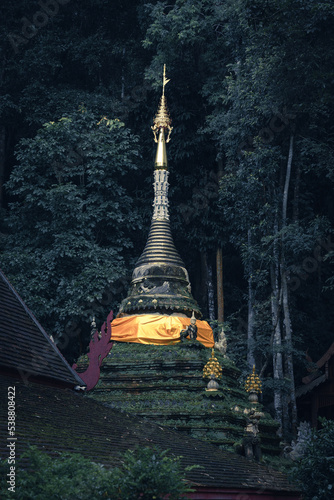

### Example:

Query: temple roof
xmin=0 ymin=268 xmax=83 ymax=387
xmin=0 ymin=372 xmax=299 ymax=497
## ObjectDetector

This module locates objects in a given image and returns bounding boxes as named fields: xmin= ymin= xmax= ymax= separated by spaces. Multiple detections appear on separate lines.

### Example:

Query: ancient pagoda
xmin=74 ymin=69 xmax=282 ymax=458
xmin=110 ymin=66 xmax=213 ymax=348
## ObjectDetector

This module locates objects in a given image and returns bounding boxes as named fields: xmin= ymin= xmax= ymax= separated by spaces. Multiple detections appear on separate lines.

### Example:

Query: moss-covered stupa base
xmin=76 ymin=341 xmax=281 ymax=457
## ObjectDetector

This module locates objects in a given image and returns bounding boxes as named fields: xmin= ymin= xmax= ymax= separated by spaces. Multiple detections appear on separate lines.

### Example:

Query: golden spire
xmin=117 ymin=64 xmax=202 ymax=319
xmin=152 ymin=65 xmax=173 ymax=169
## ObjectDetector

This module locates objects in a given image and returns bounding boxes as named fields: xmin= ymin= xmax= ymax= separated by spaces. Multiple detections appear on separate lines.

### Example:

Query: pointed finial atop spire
xmin=117 ymin=65 xmax=203 ymax=320
xmin=152 ymin=65 xmax=173 ymax=169
xmin=162 ymin=64 xmax=170 ymax=96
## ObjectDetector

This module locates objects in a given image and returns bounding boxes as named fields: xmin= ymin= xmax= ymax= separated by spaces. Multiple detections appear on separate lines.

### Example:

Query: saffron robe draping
xmin=110 ymin=314 xmax=214 ymax=348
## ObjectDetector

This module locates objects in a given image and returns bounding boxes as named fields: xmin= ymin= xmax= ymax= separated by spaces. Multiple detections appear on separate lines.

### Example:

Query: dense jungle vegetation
xmin=0 ymin=0 xmax=334 ymax=436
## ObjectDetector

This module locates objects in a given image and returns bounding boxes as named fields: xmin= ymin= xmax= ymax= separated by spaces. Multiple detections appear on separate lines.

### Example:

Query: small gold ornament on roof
xmin=245 ymin=365 xmax=262 ymax=394
xmin=203 ymin=348 xmax=223 ymax=380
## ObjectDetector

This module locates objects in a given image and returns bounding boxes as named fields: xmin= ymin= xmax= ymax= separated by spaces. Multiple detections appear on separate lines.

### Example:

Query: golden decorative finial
xmin=245 ymin=365 xmax=262 ymax=394
xmin=203 ymin=349 xmax=223 ymax=380
xmin=152 ymin=66 xmax=173 ymax=170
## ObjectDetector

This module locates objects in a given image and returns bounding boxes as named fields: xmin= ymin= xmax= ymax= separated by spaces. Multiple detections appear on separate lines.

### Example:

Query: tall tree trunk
xmin=200 ymin=251 xmax=209 ymax=317
xmin=282 ymin=135 xmax=294 ymax=224
xmin=247 ymin=229 xmax=256 ymax=369
xmin=207 ymin=260 xmax=215 ymax=321
xmin=281 ymin=266 xmax=298 ymax=436
xmin=121 ymin=47 xmax=126 ymax=99
xmin=216 ymin=159 xmax=224 ymax=324
xmin=292 ymin=163 xmax=301 ymax=222
xmin=281 ymin=134 xmax=298 ymax=437
xmin=0 ymin=126 xmax=6 ymax=207
xmin=270 ymin=229 xmax=284 ymax=436
xmin=216 ymin=247 xmax=224 ymax=323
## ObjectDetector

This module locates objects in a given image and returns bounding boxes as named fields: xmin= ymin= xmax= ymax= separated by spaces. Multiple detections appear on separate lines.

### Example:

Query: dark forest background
xmin=0 ymin=0 xmax=334 ymax=434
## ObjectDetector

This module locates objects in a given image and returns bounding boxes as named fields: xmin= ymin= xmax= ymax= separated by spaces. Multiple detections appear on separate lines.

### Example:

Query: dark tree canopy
xmin=1 ymin=108 xmax=143 ymax=358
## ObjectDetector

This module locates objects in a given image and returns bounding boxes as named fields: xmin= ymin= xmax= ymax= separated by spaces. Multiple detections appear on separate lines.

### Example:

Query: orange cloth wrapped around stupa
xmin=111 ymin=315 xmax=214 ymax=348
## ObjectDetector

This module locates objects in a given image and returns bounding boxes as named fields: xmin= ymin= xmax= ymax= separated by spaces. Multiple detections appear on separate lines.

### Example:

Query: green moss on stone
xmin=85 ymin=340 xmax=280 ymax=458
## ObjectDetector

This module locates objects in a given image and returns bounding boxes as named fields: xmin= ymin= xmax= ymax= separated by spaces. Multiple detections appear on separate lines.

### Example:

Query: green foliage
xmin=1 ymin=0 xmax=149 ymax=127
xmin=290 ymin=419 xmax=334 ymax=500
xmin=0 ymin=445 xmax=194 ymax=500
xmin=1 ymin=108 xmax=142 ymax=357
xmin=111 ymin=446 xmax=196 ymax=500
xmin=0 ymin=446 xmax=113 ymax=500
xmin=142 ymin=0 xmax=334 ymax=340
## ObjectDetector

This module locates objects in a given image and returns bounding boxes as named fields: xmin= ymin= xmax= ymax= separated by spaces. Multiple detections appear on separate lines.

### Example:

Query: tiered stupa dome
xmin=110 ymin=66 xmax=213 ymax=347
